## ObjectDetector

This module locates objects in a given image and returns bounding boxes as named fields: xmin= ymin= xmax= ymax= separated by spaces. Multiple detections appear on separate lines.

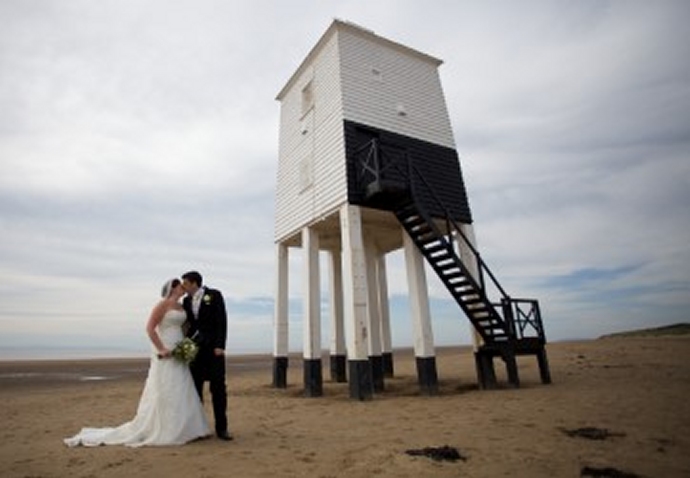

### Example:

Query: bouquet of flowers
xmin=170 ymin=337 xmax=199 ymax=364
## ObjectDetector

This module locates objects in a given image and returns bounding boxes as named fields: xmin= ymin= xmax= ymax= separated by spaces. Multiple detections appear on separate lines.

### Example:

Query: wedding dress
xmin=64 ymin=309 xmax=211 ymax=447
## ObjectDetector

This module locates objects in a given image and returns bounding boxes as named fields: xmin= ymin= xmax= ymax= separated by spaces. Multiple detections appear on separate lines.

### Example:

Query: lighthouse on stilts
xmin=272 ymin=20 xmax=551 ymax=400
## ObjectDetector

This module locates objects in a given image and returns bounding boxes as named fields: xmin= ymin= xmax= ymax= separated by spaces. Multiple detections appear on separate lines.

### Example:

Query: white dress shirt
xmin=191 ymin=287 xmax=205 ymax=318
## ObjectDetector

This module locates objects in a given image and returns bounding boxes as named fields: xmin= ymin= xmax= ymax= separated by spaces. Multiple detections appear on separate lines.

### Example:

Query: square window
xmin=301 ymin=81 xmax=314 ymax=116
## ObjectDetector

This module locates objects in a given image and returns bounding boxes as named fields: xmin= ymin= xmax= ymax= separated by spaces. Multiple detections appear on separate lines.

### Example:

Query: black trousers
xmin=191 ymin=352 xmax=228 ymax=434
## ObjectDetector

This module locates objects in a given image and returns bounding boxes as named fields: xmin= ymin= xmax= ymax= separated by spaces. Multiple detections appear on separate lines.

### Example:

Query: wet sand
xmin=1 ymin=337 xmax=689 ymax=477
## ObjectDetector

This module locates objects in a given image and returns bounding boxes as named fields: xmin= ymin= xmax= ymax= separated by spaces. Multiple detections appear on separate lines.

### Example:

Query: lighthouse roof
xmin=276 ymin=19 xmax=443 ymax=101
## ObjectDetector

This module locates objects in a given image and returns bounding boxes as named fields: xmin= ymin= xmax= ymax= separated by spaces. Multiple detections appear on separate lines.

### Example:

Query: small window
xmin=301 ymin=81 xmax=314 ymax=116
xmin=371 ymin=67 xmax=383 ymax=82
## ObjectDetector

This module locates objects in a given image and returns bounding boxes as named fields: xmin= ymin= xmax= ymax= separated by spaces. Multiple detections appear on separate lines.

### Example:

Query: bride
xmin=64 ymin=278 xmax=211 ymax=447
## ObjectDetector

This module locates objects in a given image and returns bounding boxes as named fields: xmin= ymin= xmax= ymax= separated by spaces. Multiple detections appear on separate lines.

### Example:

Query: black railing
xmin=501 ymin=298 xmax=545 ymax=342
xmin=354 ymin=138 xmax=383 ymax=186
xmin=354 ymin=138 xmax=409 ymax=192
xmin=353 ymin=138 xmax=545 ymax=342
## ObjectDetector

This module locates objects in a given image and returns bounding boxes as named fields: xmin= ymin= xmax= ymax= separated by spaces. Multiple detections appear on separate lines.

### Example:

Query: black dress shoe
xmin=217 ymin=431 xmax=234 ymax=441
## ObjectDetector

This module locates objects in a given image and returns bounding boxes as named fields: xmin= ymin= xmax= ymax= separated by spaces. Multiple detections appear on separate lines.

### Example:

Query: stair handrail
xmin=354 ymin=138 xmax=546 ymax=341
xmin=404 ymin=158 xmax=511 ymax=303
xmin=354 ymin=138 xmax=381 ymax=186
xmin=354 ymin=137 xmax=509 ymax=301
xmin=403 ymin=157 xmax=546 ymax=341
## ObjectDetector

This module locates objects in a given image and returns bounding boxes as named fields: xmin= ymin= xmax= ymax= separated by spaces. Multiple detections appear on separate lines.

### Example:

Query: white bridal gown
xmin=64 ymin=309 xmax=211 ymax=447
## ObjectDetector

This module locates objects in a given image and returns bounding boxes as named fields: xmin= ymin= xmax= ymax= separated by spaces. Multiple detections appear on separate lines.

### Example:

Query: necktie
xmin=192 ymin=293 xmax=201 ymax=318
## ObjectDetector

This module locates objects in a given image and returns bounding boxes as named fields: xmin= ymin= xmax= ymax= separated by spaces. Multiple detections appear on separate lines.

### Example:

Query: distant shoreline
xmin=0 ymin=345 xmax=436 ymax=364
xmin=0 ymin=347 xmax=277 ymax=362
xmin=0 ymin=353 xmax=277 ymax=390
xmin=2 ymin=322 xmax=687 ymax=363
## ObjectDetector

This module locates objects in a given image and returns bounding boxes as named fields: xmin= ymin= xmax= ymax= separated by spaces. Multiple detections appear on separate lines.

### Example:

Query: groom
xmin=181 ymin=271 xmax=232 ymax=441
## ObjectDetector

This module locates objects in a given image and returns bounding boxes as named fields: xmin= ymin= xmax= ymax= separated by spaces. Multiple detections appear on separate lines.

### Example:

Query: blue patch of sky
xmin=542 ymin=264 xmax=642 ymax=290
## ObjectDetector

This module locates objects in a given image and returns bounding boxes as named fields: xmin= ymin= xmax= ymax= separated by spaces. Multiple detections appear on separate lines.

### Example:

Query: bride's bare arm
xmin=146 ymin=302 xmax=170 ymax=357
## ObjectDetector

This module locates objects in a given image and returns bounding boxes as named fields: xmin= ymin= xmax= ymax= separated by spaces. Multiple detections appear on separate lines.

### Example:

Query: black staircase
xmin=354 ymin=138 xmax=551 ymax=388
xmin=395 ymin=200 xmax=510 ymax=344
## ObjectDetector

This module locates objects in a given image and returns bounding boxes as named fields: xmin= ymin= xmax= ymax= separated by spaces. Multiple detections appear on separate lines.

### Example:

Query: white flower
xmin=171 ymin=338 xmax=199 ymax=364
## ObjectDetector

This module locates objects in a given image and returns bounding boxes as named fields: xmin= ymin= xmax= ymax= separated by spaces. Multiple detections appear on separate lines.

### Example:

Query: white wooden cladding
xmin=337 ymin=28 xmax=456 ymax=150
xmin=275 ymin=30 xmax=347 ymax=243
xmin=275 ymin=20 xmax=456 ymax=243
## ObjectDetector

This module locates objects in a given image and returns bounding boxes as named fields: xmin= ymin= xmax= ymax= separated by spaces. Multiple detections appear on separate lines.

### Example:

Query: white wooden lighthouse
xmin=272 ymin=20 xmax=550 ymax=400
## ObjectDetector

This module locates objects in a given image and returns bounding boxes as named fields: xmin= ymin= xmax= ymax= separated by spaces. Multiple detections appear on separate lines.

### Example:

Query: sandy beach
xmin=1 ymin=335 xmax=689 ymax=478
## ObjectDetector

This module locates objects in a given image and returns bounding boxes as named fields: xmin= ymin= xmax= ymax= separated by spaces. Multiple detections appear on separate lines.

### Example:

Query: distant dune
xmin=599 ymin=322 xmax=690 ymax=339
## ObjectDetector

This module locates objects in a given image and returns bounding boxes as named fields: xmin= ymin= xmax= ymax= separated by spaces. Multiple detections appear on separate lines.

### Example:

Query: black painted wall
xmin=344 ymin=120 xmax=473 ymax=223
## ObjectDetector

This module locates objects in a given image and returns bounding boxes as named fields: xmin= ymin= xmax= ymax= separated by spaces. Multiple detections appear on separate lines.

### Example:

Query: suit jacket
xmin=183 ymin=287 xmax=227 ymax=351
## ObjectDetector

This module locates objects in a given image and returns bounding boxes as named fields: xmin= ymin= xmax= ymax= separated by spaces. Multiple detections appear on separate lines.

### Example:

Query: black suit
xmin=183 ymin=287 xmax=228 ymax=435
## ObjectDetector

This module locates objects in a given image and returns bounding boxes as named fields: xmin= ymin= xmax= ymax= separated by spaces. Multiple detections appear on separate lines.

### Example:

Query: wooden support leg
xmin=416 ymin=356 xmax=439 ymax=395
xmin=303 ymin=359 xmax=323 ymax=397
xmin=475 ymin=351 xmax=497 ymax=390
xmin=272 ymin=356 xmax=288 ymax=389
xmin=369 ymin=355 xmax=385 ymax=392
xmin=302 ymin=227 xmax=323 ymax=397
xmin=348 ymin=359 xmax=374 ymax=401
xmin=504 ymin=352 xmax=520 ymax=388
xmin=340 ymin=205 xmax=374 ymax=400
xmin=382 ymin=351 xmax=394 ymax=378
xmin=537 ymin=348 xmax=552 ymax=384
xmin=330 ymin=354 xmax=347 ymax=383
xmin=273 ymin=243 xmax=289 ymax=389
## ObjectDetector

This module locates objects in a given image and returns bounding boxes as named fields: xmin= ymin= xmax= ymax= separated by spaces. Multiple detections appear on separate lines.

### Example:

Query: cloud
xmin=1 ymin=1 xmax=689 ymax=358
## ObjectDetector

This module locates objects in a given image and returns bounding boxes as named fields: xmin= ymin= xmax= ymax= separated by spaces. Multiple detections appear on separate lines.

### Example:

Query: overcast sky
xmin=1 ymin=1 xmax=689 ymax=359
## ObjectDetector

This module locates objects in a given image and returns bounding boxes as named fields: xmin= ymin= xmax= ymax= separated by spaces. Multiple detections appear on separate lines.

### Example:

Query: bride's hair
xmin=161 ymin=278 xmax=181 ymax=298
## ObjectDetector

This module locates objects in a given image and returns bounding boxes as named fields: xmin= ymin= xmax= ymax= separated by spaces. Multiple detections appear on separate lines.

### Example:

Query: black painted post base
xmin=415 ymin=356 xmax=439 ymax=395
xmin=382 ymin=352 xmax=394 ymax=377
xmin=348 ymin=359 xmax=374 ymax=401
xmin=330 ymin=354 xmax=347 ymax=383
xmin=303 ymin=359 xmax=323 ymax=397
xmin=503 ymin=352 xmax=520 ymax=388
xmin=474 ymin=351 xmax=497 ymax=389
xmin=537 ymin=348 xmax=552 ymax=384
xmin=369 ymin=355 xmax=385 ymax=392
xmin=272 ymin=356 xmax=288 ymax=389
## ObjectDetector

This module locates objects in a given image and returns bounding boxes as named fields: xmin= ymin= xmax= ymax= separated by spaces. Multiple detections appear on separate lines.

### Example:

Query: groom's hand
xmin=213 ymin=348 xmax=225 ymax=356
